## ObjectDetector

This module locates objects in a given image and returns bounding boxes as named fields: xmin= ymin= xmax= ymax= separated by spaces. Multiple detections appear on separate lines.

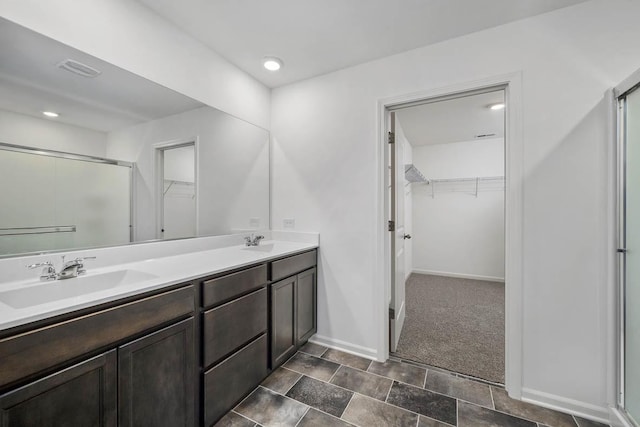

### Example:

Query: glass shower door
xmin=623 ymin=84 xmax=640 ymax=426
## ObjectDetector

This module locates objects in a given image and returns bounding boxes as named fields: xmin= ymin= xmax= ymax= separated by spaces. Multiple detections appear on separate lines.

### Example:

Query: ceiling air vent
xmin=57 ymin=59 xmax=102 ymax=78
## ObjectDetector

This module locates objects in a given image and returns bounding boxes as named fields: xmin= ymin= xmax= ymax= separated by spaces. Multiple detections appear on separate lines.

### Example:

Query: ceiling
xmin=396 ymin=90 xmax=504 ymax=146
xmin=0 ymin=18 xmax=203 ymax=133
xmin=137 ymin=0 xmax=589 ymax=88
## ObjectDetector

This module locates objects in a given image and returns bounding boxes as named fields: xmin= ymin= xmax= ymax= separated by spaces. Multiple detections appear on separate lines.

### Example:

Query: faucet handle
xmin=74 ymin=256 xmax=96 ymax=275
xmin=26 ymin=261 xmax=53 ymax=269
xmin=26 ymin=261 xmax=57 ymax=281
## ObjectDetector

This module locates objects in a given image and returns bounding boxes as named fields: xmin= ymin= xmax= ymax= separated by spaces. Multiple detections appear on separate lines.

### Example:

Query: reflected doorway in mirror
xmin=154 ymin=140 xmax=198 ymax=240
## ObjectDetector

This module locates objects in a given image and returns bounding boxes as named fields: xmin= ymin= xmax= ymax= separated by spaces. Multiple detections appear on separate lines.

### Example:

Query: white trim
xmin=521 ymin=388 xmax=610 ymax=425
xmin=308 ymin=334 xmax=378 ymax=361
xmin=412 ymin=269 xmax=505 ymax=283
xmin=615 ymin=68 xmax=640 ymax=98
xmin=605 ymin=88 xmax=621 ymax=418
xmin=375 ymin=72 xmax=524 ymax=396
xmin=610 ymin=407 xmax=637 ymax=427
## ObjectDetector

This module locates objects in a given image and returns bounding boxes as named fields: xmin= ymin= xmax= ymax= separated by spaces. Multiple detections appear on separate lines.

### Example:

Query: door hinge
xmin=389 ymin=308 xmax=395 ymax=319
xmin=388 ymin=220 xmax=395 ymax=231
xmin=388 ymin=131 xmax=395 ymax=144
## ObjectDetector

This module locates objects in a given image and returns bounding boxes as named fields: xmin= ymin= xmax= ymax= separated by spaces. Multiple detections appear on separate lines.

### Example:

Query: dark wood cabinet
xmin=118 ymin=318 xmax=195 ymax=427
xmin=0 ymin=248 xmax=316 ymax=427
xmin=0 ymin=350 xmax=117 ymax=427
xmin=270 ymin=276 xmax=297 ymax=367
xmin=269 ymin=250 xmax=318 ymax=369
xmin=203 ymin=335 xmax=267 ymax=426
xmin=296 ymin=267 xmax=317 ymax=345
xmin=203 ymin=287 xmax=267 ymax=368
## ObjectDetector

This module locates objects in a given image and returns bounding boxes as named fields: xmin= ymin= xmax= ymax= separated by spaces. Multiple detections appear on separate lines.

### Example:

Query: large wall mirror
xmin=0 ymin=18 xmax=270 ymax=257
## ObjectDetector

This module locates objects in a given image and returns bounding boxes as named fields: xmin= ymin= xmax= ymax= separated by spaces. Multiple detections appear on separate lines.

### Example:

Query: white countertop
xmin=0 ymin=239 xmax=317 ymax=332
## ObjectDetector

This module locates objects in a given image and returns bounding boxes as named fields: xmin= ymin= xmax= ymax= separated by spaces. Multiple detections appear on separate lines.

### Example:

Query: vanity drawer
xmin=0 ymin=285 xmax=194 ymax=389
xmin=270 ymin=250 xmax=317 ymax=281
xmin=203 ymin=287 xmax=267 ymax=368
xmin=202 ymin=264 xmax=267 ymax=308
xmin=203 ymin=334 xmax=267 ymax=426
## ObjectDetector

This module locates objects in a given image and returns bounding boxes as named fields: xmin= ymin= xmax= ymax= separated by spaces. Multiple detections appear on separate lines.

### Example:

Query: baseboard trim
xmin=412 ymin=268 xmax=505 ymax=283
xmin=308 ymin=334 xmax=379 ymax=361
xmin=609 ymin=407 xmax=637 ymax=427
xmin=521 ymin=388 xmax=610 ymax=425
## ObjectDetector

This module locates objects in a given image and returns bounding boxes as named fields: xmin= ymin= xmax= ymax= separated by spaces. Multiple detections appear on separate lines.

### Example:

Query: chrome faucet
xmin=244 ymin=234 xmax=265 ymax=246
xmin=58 ymin=256 xmax=96 ymax=280
xmin=26 ymin=261 xmax=57 ymax=281
xmin=26 ymin=256 xmax=96 ymax=281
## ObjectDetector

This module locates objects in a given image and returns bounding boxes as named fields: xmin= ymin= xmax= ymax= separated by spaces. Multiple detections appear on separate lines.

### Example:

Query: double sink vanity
xmin=0 ymin=236 xmax=318 ymax=426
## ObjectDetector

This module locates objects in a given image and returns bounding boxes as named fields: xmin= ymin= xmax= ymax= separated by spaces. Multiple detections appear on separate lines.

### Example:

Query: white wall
xmin=271 ymin=0 xmax=640 ymax=418
xmin=0 ymin=109 xmax=107 ymax=157
xmin=411 ymin=138 xmax=504 ymax=280
xmin=107 ymin=106 xmax=269 ymax=242
xmin=164 ymin=145 xmax=195 ymax=183
xmin=0 ymin=0 xmax=270 ymax=129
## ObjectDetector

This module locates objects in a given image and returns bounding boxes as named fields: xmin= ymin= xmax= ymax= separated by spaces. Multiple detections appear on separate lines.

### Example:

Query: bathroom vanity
xmin=0 ymin=243 xmax=318 ymax=427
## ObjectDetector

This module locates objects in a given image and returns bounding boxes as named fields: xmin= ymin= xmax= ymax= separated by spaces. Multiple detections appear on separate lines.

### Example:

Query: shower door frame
xmin=0 ymin=142 xmax=135 ymax=247
xmin=615 ymin=69 xmax=640 ymax=427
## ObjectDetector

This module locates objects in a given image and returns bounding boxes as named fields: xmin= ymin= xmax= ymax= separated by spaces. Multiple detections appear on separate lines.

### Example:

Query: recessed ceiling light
xmin=489 ymin=103 xmax=505 ymax=110
xmin=42 ymin=111 xmax=59 ymax=117
xmin=263 ymin=57 xmax=283 ymax=71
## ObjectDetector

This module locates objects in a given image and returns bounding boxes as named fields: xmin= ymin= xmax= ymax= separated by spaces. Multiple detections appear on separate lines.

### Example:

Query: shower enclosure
xmin=0 ymin=143 xmax=133 ymax=256
xmin=617 ymin=72 xmax=640 ymax=427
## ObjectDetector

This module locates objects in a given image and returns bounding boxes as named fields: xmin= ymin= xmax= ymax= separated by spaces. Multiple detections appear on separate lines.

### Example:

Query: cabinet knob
xmin=403 ymin=234 xmax=412 ymax=240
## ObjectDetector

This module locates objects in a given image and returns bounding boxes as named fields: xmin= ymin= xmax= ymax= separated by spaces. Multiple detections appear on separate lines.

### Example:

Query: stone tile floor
xmin=215 ymin=342 xmax=610 ymax=427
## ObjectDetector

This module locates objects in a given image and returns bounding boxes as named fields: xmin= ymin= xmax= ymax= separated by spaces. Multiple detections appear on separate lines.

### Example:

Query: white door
xmin=390 ymin=112 xmax=406 ymax=352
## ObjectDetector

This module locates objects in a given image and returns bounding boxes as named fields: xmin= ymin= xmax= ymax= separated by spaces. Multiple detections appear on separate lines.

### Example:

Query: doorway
xmin=387 ymin=88 xmax=507 ymax=384
xmin=155 ymin=141 xmax=197 ymax=240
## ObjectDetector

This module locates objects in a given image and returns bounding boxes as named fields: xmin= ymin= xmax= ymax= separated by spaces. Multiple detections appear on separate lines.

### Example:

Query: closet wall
xmin=412 ymin=137 xmax=504 ymax=281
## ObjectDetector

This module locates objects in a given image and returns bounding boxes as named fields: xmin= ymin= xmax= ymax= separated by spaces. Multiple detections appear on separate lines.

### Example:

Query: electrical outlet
xmin=249 ymin=217 xmax=260 ymax=228
xmin=283 ymin=218 xmax=295 ymax=229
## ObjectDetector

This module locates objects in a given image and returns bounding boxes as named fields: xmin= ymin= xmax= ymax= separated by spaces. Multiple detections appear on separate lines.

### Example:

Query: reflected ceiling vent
xmin=474 ymin=133 xmax=496 ymax=139
xmin=57 ymin=59 xmax=102 ymax=78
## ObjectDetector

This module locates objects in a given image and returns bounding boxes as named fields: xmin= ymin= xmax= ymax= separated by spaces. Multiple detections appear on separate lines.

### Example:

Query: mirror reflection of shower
xmin=158 ymin=143 xmax=196 ymax=240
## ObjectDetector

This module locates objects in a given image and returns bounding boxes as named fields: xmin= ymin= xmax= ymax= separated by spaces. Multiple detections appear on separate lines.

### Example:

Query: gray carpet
xmin=392 ymin=273 xmax=505 ymax=383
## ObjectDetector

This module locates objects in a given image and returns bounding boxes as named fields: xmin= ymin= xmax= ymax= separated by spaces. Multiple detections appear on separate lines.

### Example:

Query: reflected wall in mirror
xmin=0 ymin=17 xmax=270 ymax=257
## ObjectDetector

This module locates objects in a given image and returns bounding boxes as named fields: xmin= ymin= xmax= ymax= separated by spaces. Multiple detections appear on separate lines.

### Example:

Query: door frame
xmin=375 ymin=72 xmax=524 ymax=396
xmin=153 ymin=137 xmax=199 ymax=240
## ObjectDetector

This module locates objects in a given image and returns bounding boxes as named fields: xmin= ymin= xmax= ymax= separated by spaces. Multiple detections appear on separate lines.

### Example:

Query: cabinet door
xmin=296 ymin=267 xmax=317 ymax=345
xmin=270 ymin=277 xmax=297 ymax=368
xmin=118 ymin=318 xmax=195 ymax=427
xmin=0 ymin=350 xmax=117 ymax=427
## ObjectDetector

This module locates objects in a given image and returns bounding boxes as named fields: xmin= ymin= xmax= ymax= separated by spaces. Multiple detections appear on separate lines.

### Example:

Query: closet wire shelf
xmin=417 ymin=176 xmax=505 ymax=198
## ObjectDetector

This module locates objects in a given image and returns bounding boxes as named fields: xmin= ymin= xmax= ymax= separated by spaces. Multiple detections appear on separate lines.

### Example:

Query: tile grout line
xmin=230 ymin=409 xmax=263 ymax=427
xmin=489 ymin=386 xmax=495 ymax=410
xmin=384 ymin=380 xmax=394 ymax=403
xmin=327 ymin=364 xmax=342 ymax=383
xmin=391 ymin=355 xmax=504 ymax=388
xmin=293 ymin=407 xmax=311 ymax=427
xmin=458 ymin=398 xmax=560 ymax=427
xmin=281 ymin=371 xmax=304 ymax=396
xmin=289 ymin=358 xmax=486 ymax=410
xmin=231 ymin=410 xmax=260 ymax=426
xmin=339 ymin=392 xmax=356 ymax=420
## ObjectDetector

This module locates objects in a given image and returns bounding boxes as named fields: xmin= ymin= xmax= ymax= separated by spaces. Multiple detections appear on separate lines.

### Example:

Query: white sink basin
xmin=241 ymin=243 xmax=275 ymax=252
xmin=0 ymin=270 xmax=158 ymax=309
